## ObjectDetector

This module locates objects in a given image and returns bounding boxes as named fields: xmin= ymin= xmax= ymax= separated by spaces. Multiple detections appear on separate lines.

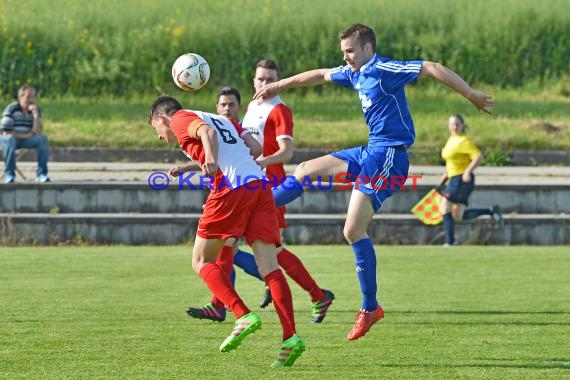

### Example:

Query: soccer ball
xmin=171 ymin=53 xmax=210 ymax=92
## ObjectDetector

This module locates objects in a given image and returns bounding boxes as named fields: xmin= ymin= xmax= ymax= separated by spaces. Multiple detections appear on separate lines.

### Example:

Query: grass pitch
xmin=1 ymin=246 xmax=569 ymax=379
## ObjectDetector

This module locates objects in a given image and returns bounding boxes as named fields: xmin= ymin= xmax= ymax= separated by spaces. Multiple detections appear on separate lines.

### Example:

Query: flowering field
xmin=1 ymin=0 xmax=568 ymax=97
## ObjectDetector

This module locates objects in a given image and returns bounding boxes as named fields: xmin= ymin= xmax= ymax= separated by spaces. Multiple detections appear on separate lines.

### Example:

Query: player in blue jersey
xmin=253 ymin=23 xmax=494 ymax=341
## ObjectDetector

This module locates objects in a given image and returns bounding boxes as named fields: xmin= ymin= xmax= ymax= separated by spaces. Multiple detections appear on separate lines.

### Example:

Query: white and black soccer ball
xmin=171 ymin=53 xmax=210 ymax=92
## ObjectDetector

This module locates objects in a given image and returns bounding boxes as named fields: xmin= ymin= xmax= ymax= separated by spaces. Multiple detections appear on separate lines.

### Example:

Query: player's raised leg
xmin=272 ymin=154 xmax=348 ymax=207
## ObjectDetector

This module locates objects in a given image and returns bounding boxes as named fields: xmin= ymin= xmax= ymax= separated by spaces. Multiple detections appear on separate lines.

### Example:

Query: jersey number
xmin=210 ymin=117 xmax=237 ymax=145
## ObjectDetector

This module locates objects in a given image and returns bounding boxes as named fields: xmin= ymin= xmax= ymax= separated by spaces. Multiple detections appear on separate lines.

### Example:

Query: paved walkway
xmin=7 ymin=161 xmax=570 ymax=185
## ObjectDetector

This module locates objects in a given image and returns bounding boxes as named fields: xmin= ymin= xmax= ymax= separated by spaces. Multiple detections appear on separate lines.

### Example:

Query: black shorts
xmin=443 ymin=174 xmax=475 ymax=205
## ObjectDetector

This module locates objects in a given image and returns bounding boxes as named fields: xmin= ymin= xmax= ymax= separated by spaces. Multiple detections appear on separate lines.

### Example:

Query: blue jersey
xmin=329 ymin=54 xmax=422 ymax=148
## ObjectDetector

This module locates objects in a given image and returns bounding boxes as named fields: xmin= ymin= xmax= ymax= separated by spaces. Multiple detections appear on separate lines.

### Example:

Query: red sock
xmin=199 ymin=262 xmax=249 ymax=319
xmin=211 ymin=246 xmax=234 ymax=309
xmin=277 ymin=248 xmax=325 ymax=302
xmin=265 ymin=269 xmax=295 ymax=340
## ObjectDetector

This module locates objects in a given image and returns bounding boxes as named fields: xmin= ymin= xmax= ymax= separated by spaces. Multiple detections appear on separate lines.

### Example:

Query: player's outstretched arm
xmin=419 ymin=61 xmax=494 ymax=114
xmin=253 ymin=68 xmax=332 ymax=102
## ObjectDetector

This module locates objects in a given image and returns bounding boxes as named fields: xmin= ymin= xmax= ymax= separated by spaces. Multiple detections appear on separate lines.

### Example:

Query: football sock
xmin=463 ymin=208 xmax=492 ymax=220
xmin=265 ymin=269 xmax=296 ymax=340
xmin=443 ymin=212 xmax=455 ymax=244
xmin=199 ymin=262 xmax=249 ymax=319
xmin=234 ymin=249 xmax=263 ymax=281
xmin=277 ymin=247 xmax=325 ymax=302
xmin=272 ymin=177 xmax=304 ymax=207
xmin=217 ymin=245 xmax=235 ymax=276
xmin=211 ymin=246 xmax=236 ymax=309
xmin=352 ymin=238 xmax=378 ymax=312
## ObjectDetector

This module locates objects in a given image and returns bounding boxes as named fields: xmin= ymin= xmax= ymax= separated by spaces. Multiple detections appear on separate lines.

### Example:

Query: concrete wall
xmin=1 ymin=213 xmax=568 ymax=246
xmin=1 ymin=183 xmax=569 ymax=214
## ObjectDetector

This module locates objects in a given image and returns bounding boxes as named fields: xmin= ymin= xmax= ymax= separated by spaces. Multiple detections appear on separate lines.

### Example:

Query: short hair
xmin=339 ymin=23 xmax=376 ymax=51
xmin=217 ymin=86 xmax=241 ymax=106
xmin=148 ymin=96 xmax=183 ymax=125
xmin=256 ymin=59 xmax=280 ymax=74
xmin=18 ymin=84 xmax=36 ymax=97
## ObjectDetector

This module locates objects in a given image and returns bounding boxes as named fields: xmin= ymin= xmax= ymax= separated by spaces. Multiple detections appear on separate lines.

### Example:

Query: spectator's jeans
xmin=0 ymin=133 xmax=49 ymax=178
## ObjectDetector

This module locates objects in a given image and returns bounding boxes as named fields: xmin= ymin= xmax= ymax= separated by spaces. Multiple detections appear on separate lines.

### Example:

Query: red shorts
xmin=276 ymin=205 xmax=287 ymax=229
xmin=197 ymin=180 xmax=281 ymax=246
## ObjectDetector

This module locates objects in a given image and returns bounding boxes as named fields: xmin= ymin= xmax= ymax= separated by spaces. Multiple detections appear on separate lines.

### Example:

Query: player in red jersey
xmin=185 ymin=64 xmax=334 ymax=324
xmin=241 ymin=59 xmax=334 ymax=316
xmin=148 ymin=96 xmax=305 ymax=368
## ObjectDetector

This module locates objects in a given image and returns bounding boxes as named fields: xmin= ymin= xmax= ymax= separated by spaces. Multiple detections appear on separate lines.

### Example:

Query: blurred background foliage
xmin=0 ymin=0 xmax=568 ymax=98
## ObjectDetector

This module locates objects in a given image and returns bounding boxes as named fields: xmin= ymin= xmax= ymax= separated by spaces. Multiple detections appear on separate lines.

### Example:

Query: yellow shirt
xmin=441 ymin=134 xmax=481 ymax=177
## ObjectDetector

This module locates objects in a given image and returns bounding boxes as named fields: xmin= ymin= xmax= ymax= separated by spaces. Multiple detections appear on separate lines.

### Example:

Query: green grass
xmin=18 ymin=83 xmax=570 ymax=156
xmin=2 ymin=246 xmax=569 ymax=379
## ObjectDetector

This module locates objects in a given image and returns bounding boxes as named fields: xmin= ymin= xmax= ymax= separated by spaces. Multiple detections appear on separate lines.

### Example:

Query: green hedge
xmin=1 ymin=0 xmax=568 ymax=97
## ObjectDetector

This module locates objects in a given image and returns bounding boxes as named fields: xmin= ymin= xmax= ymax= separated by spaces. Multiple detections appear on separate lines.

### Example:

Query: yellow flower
xmin=172 ymin=26 xmax=184 ymax=39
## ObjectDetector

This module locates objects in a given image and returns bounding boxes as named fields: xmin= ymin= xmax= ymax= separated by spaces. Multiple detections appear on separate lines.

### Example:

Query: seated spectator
xmin=0 ymin=84 xmax=49 ymax=183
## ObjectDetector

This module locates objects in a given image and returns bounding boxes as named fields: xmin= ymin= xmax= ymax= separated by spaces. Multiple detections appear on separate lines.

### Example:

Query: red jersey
xmin=242 ymin=96 xmax=293 ymax=184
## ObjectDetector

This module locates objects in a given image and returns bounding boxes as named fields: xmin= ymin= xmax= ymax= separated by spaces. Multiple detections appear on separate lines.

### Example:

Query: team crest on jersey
xmin=359 ymin=92 xmax=372 ymax=113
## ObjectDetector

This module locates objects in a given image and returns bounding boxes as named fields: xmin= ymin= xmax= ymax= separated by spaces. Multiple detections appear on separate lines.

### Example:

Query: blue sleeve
xmin=329 ymin=65 xmax=354 ymax=88
xmin=375 ymin=59 xmax=423 ymax=91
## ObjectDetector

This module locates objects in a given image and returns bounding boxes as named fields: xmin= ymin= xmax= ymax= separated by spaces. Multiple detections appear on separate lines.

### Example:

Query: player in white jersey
xmin=147 ymin=96 xmax=305 ymax=367
xmin=241 ymin=59 xmax=335 ymax=315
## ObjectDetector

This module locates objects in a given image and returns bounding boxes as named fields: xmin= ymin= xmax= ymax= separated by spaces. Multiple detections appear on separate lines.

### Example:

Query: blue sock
xmin=233 ymin=249 xmax=263 ymax=281
xmin=463 ymin=208 xmax=492 ymax=220
xmin=230 ymin=268 xmax=236 ymax=285
xmin=443 ymin=212 xmax=455 ymax=244
xmin=272 ymin=176 xmax=304 ymax=206
xmin=352 ymin=238 xmax=378 ymax=312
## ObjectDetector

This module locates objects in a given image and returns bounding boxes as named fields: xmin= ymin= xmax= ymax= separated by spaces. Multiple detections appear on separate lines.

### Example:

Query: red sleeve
xmin=268 ymin=103 xmax=293 ymax=138
xmin=229 ymin=118 xmax=250 ymax=138
xmin=170 ymin=110 xmax=202 ymax=140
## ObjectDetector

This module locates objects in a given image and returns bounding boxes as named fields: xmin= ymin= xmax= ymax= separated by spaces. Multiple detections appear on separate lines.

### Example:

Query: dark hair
xmin=340 ymin=23 xmax=376 ymax=51
xmin=148 ymin=96 xmax=183 ymax=125
xmin=218 ymin=86 xmax=241 ymax=106
xmin=256 ymin=59 xmax=280 ymax=74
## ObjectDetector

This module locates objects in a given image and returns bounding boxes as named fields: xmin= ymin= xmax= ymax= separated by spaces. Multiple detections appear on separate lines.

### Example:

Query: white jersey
xmin=172 ymin=109 xmax=265 ymax=192
xmin=242 ymin=96 xmax=293 ymax=147
xmin=241 ymin=96 xmax=294 ymax=183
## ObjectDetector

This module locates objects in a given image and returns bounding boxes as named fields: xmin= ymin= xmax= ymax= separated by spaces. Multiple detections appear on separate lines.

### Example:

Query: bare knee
xmin=251 ymin=241 xmax=279 ymax=276
xmin=191 ymin=256 xmax=206 ymax=273
xmin=452 ymin=209 xmax=463 ymax=222
xmin=294 ymin=161 xmax=310 ymax=179
xmin=452 ymin=204 xmax=465 ymax=222
xmin=343 ymin=225 xmax=367 ymax=244
xmin=191 ymin=250 xmax=212 ymax=273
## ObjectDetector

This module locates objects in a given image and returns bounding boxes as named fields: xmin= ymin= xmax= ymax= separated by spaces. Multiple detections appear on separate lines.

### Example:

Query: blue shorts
xmin=443 ymin=173 xmax=475 ymax=205
xmin=331 ymin=145 xmax=409 ymax=212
